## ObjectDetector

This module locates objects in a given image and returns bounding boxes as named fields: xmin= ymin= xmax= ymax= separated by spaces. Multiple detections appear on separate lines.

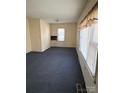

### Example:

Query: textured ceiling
xmin=26 ymin=0 xmax=87 ymax=23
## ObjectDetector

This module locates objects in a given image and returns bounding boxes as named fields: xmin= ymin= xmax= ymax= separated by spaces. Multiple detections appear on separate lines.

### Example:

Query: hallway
xmin=26 ymin=47 xmax=86 ymax=93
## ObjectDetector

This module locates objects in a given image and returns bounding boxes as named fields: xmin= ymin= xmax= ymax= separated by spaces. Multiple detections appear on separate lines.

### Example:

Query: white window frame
xmin=79 ymin=21 xmax=98 ymax=77
xmin=57 ymin=28 xmax=65 ymax=41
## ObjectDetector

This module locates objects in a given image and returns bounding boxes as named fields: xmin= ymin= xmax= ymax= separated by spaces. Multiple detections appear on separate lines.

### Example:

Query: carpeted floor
xmin=26 ymin=47 xmax=86 ymax=93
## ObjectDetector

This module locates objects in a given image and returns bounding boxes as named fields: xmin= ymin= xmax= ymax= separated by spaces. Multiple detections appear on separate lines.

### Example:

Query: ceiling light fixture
xmin=55 ymin=18 xmax=59 ymax=22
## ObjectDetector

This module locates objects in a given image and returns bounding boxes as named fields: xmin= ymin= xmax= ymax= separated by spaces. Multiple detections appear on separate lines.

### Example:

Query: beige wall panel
xmin=40 ymin=20 xmax=50 ymax=51
xmin=50 ymin=23 xmax=77 ymax=47
xmin=28 ymin=18 xmax=41 ymax=51
xmin=26 ymin=19 xmax=32 ymax=53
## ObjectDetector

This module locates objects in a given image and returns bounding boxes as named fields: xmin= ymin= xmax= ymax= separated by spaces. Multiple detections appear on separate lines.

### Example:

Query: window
xmin=57 ymin=28 xmax=65 ymax=41
xmin=80 ymin=22 xmax=98 ymax=76
xmin=80 ymin=27 xmax=90 ymax=60
xmin=87 ymin=23 xmax=98 ymax=76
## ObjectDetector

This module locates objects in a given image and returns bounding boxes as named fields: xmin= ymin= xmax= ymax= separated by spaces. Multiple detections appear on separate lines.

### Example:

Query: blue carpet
xmin=26 ymin=47 xmax=86 ymax=93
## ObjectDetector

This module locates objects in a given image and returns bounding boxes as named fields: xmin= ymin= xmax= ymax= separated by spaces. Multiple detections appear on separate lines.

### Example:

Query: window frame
xmin=57 ymin=28 xmax=65 ymax=41
xmin=79 ymin=21 xmax=98 ymax=78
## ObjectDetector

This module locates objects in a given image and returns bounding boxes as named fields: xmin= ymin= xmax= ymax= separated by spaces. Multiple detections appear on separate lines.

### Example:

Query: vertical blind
xmin=79 ymin=3 xmax=98 ymax=77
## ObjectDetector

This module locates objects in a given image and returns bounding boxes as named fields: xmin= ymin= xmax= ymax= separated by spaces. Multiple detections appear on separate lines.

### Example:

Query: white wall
xmin=28 ymin=18 xmax=42 ymax=52
xmin=50 ymin=23 xmax=77 ymax=47
xmin=76 ymin=0 xmax=98 ymax=93
xmin=26 ymin=18 xmax=50 ymax=52
xmin=40 ymin=19 xmax=50 ymax=51
xmin=26 ymin=19 xmax=32 ymax=53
